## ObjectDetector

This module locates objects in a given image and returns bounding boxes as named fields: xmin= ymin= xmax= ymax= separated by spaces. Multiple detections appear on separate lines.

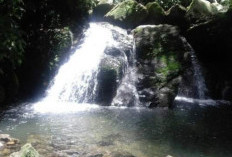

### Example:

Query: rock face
xmin=186 ymin=9 xmax=232 ymax=100
xmin=96 ymin=52 xmax=127 ymax=105
xmin=133 ymin=25 xmax=191 ymax=107
xmin=10 ymin=143 xmax=39 ymax=157
xmin=105 ymin=0 xmax=148 ymax=28
xmin=95 ymin=23 xmax=133 ymax=106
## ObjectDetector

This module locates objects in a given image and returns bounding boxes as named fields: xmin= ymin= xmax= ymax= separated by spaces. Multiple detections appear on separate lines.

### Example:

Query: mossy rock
xmin=10 ymin=143 xmax=39 ymax=157
xmin=145 ymin=2 xmax=166 ymax=24
xmin=186 ymin=0 xmax=219 ymax=23
xmin=105 ymin=0 xmax=148 ymax=28
xmin=133 ymin=25 xmax=191 ymax=107
xmin=96 ymin=56 xmax=125 ymax=105
xmin=93 ymin=0 xmax=115 ymax=18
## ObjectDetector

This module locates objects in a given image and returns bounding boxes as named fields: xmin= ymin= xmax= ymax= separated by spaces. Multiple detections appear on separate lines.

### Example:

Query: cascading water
xmin=33 ymin=22 xmax=136 ymax=113
xmin=47 ymin=23 xmax=116 ymax=102
xmin=34 ymin=23 xmax=117 ymax=112
xmin=188 ymin=43 xmax=208 ymax=100
xmin=175 ymin=37 xmax=210 ymax=105
xmin=111 ymin=41 xmax=140 ymax=107
xmin=33 ymin=22 xmax=213 ymax=112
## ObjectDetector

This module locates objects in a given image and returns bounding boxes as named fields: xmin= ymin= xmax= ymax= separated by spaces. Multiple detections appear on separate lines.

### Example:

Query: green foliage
xmin=0 ymin=0 xmax=25 ymax=67
xmin=49 ymin=27 xmax=72 ymax=70
xmin=157 ymin=54 xmax=181 ymax=77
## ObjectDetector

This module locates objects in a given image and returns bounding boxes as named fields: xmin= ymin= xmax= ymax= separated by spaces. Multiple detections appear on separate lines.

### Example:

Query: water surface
xmin=0 ymin=102 xmax=232 ymax=157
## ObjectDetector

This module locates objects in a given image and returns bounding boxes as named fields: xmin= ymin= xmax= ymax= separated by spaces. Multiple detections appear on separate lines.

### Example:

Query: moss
xmin=105 ymin=0 xmax=148 ymax=28
xmin=157 ymin=54 xmax=181 ymax=78
xmin=134 ymin=25 xmax=186 ymax=89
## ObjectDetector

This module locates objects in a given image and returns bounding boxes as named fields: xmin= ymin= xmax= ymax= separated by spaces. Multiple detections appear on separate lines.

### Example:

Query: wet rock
xmin=95 ymin=23 xmax=133 ymax=106
xmin=0 ymin=134 xmax=20 ymax=157
xmin=133 ymin=25 xmax=191 ymax=107
xmin=0 ymin=134 xmax=11 ymax=142
xmin=0 ymin=134 xmax=20 ymax=147
xmin=104 ymin=46 xmax=124 ymax=57
xmin=96 ymin=53 xmax=127 ymax=106
xmin=98 ymin=140 xmax=114 ymax=146
xmin=10 ymin=143 xmax=39 ymax=157
xmin=110 ymin=151 xmax=136 ymax=157
xmin=105 ymin=0 xmax=148 ymax=28
xmin=89 ymin=154 xmax=104 ymax=157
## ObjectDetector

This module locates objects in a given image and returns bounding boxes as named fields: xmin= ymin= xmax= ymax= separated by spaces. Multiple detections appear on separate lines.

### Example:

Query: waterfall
xmin=111 ymin=41 xmax=140 ymax=107
xmin=33 ymin=23 xmax=118 ymax=113
xmin=33 ymin=22 xmax=136 ymax=113
xmin=175 ymin=38 xmax=209 ymax=104
xmin=184 ymin=38 xmax=208 ymax=99
xmin=46 ymin=23 xmax=116 ymax=103
xmin=189 ymin=45 xmax=208 ymax=99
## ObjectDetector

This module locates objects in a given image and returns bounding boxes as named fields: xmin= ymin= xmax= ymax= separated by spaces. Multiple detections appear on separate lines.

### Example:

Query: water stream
xmin=175 ymin=37 xmax=210 ymax=105
xmin=112 ymin=41 xmax=140 ymax=107
xmin=44 ymin=23 xmax=114 ymax=103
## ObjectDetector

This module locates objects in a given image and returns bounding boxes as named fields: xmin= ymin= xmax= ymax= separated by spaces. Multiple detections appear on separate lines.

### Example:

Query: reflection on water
xmin=0 ymin=102 xmax=232 ymax=157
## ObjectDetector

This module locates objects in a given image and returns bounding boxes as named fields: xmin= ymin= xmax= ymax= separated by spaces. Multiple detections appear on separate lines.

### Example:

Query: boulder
xmin=105 ymin=0 xmax=148 ymax=28
xmin=96 ymin=54 xmax=126 ymax=105
xmin=166 ymin=5 xmax=189 ymax=30
xmin=94 ymin=23 xmax=133 ymax=106
xmin=0 ymin=134 xmax=20 ymax=157
xmin=133 ymin=25 xmax=191 ymax=107
xmin=186 ymin=0 xmax=219 ymax=23
xmin=93 ymin=0 xmax=115 ymax=18
xmin=10 ymin=143 xmax=39 ymax=157
xmin=145 ymin=2 xmax=166 ymax=24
